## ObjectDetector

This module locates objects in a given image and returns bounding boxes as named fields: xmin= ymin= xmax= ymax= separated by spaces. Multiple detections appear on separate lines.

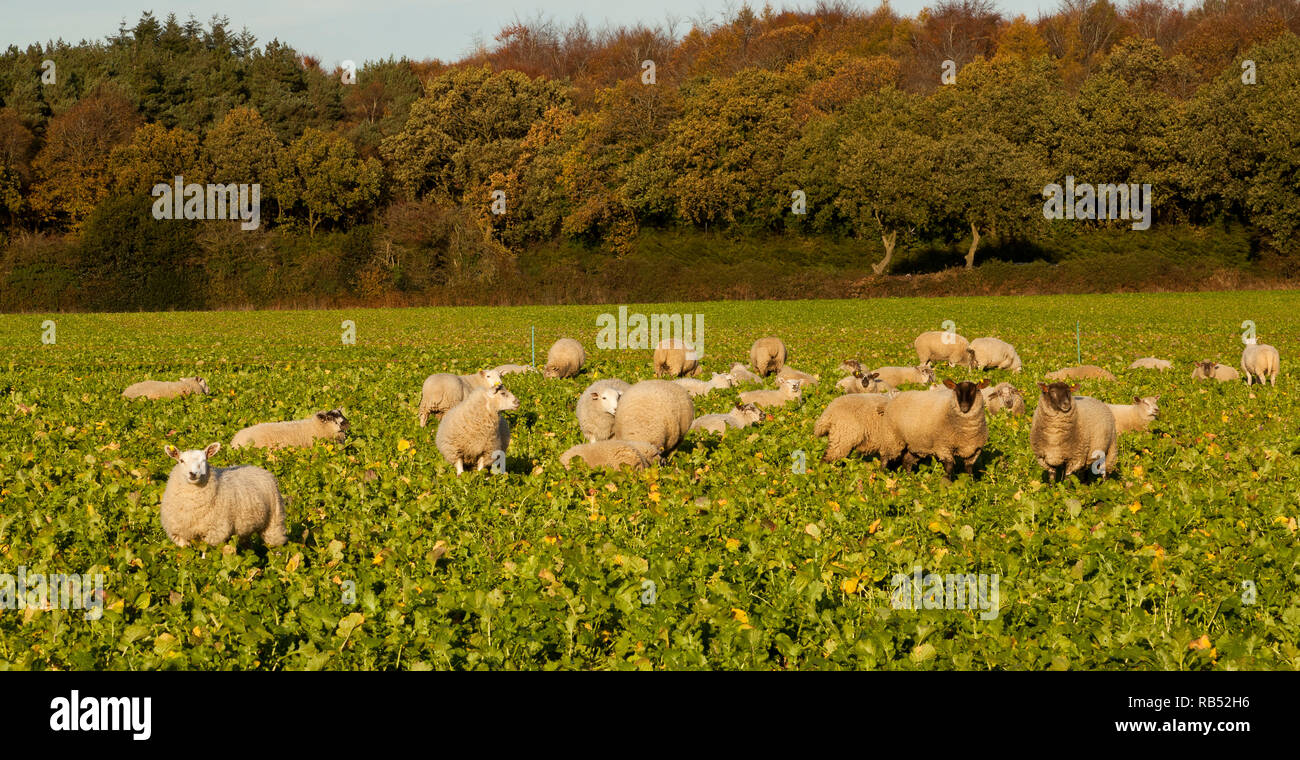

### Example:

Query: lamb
xmin=1029 ymin=382 xmax=1118 ymax=482
xmin=871 ymin=365 xmax=935 ymax=387
xmin=913 ymin=331 xmax=976 ymax=368
xmin=576 ymin=378 xmax=631 ymax=443
xmin=1129 ymin=357 xmax=1172 ymax=370
xmin=231 ymin=409 xmax=350 ymax=449
xmin=1106 ymin=396 xmax=1159 ymax=434
xmin=543 ymin=338 xmax=586 ymax=378
xmin=981 ymin=382 xmax=1026 ymax=416
xmin=969 ymin=337 xmax=1023 ymax=372
xmin=417 ymin=369 xmax=502 ymax=426
xmin=1045 ymin=365 xmax=1117 ymax=381
xmin=652 ymin=338 xmax=700 ymax=378
xmin=493 ymin=364 xmax=536 ymax=375
xmin=749 ymin=337 xmax=787 ymax=376
xmin=1191 ymin=361 xmax=1240 ymax=382
xmin=880 ymin=379 xmax=989 ymax=479
xmin=1241 ymin=342 xmax=1280 ymax=385
xmin=814 ymin=393 xmax=901 ymax=463
xmin=674 ymin=372 xmax=736 ymax=397
xmin=836 ymin=371 xmax=892 ymax=395
xmin=690 ymin=403 xmax=764 ymax=435
xmin=738 ymin=377 xmax=802 ymax=409
xmin=777 ymin=365 xmax=819 ymax=386
xmin=611 ymin=380 xmax=695 ymax=454
xmin=728 ymin=363 xmax=763 ymax=384
xmin=123 ymin=377 xmax=210 ymax=400
xmin=435 ymin=385 xmax=519 ymax=474
xmin=160 ymin=442 xmax=286 ymax=548
xmin=559 ymin=440 xmax=662 ymax=471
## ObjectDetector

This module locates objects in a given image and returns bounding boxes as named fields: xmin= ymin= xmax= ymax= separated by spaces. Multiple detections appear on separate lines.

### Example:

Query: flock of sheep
xmin=126 ymin=326 xmax=1282 ymax=551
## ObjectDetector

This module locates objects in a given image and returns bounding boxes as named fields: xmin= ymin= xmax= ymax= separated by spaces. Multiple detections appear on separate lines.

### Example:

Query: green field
xmin=2 ymin=291 xmax=1298 ymax=670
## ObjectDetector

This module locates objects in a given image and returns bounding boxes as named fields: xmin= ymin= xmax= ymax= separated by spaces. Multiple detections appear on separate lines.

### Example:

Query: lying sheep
xmin=435 ymin=385 xmax=519 ymax=474
xmin=160 ymin=442 xmax=286 ymax=548
xmin=611 ymin=380 xmax=695 ymax=454
xmin=576 ymin=378 xmax=631 ymax=443
xmin=123 ymin=377 xmax=210 ymax=400
xmin=881 ymin=379 xmax=989 ymax=479
xmin=417 ymin=369 xmax=502 ymax=426
xmin=493 ymin=364 xmax=536 ymax=375
xmin=837 ymin=370 xmax=892 ymax=395
xmin=1045 ymin=365 xmax=1116 ymax=381
xmin=1129 ymin=357 xmax=1172 ymax=370
xmin=1241 ymin=342 xmax=1280 ymax=385
xmin=777 ymin=365 xmax=819 ymax=386
xmin=231 ymin=409 xmax=350 ymax=449
xmin=653 ymin=338 xmax=700 ymax=378
xmin=559 ymin=440 xmax=662 ymax=471
xmin=837 ymin=359 xmax=864 ymax=374
xmin=1029 ymin=382 xmax=1118 ymax=482
xmin=674 ymin=372 xmax=736 ymax=397
xmin=914 ymin=331 xmax=975 ymax=368
xmin=749 ymin=337 xmax=787 ymax=376
xmin=970 ymin=337 xmax=1022 ymax=372
xmin=1191 ymin=361 xmax=1240 ymax=382
xmin=728 ymin=363 xmax=763 ymax=384
xmin=1106 ymin=396 xmax=1159 ymax=434
xmin=691 ymin=403 xmax=764 ymax=435
xmin=982 ymin=382 xmax=1026 ymax=416
xmin=871 ymin=365 xmax=935 ymax=387
xmin=815 ymin=393 xmax=901 ymax=463
xmin=739 ymin=377 xmax=802 ymax=409
xmin=543 ymin=338 xmax=586 ymax=378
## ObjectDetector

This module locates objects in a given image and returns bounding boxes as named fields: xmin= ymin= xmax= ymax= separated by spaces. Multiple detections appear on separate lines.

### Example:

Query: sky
xmin=4 ymin=0 xmax=1060 ymax=67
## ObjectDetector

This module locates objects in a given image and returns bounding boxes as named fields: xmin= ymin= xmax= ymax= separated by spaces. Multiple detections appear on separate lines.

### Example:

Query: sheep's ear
xmin=204 ymin=442 xmax=221 ymax=458
xmin=1134 ymin=396 xmax=1142 ymax=404
xmin=867 ymin=372 xmax=879 ymax=380
xmin=1153 ymin=395 xmax=1160 ymax=402
xmin=589 ymin=391 xmax=600 ymax=399
xmin=316 ymin=411 xmax=330 ymax=421
xmin=976 ymin=379 xmax=989 ymax=389
xmin=1069 ymin=383 xmax=1080 ymax=392
xmin=1037 ymin=382 xmax=1048 ymax=393
xmin=943 ymin=378 xmax=956 ymax=389
xmin=164 ymin=444 xmax=180 ymax=460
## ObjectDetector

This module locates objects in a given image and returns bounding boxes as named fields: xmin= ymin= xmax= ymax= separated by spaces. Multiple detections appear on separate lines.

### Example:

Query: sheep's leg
xmin=454 ymin=460 xmax=465 ymax=475
xmin=964 ymin=450 xmax=980 ymax=477
xmin=941 ymin=458 xmax=956 ymax=481
xmin=901 ymin=452 xmax=918 ymax=472
xmin=419 ymin=410 xmax=429 ymax=427
xmin=169 ymin=534 xmax=189 ymax=548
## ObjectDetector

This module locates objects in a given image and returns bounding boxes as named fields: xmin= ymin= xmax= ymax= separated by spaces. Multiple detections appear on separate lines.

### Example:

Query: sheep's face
xmin=998 ymin=384 xmax=1021 ymax=405
xmin=316 ymin=409 xmax=350 ymax=438
xmin=712 ymin=372 xmax=736 ymax=388
xmin=183 ymin=377 xmax=210 ymax=394
xmin=780 ymin=378 xmax=802 ymax=397
xmin=481 ymin=369 xmax=503 ymax=388
xmin=1037 ymin=382 xmax=1079 ymax=413
xmin=1136 ymin=396 xmax=1160 ymax=419
xmin=734 ymin=403 xmax=763 ymax=425
xmin=488 ymin=386 xmax=520 ymax=412
xmin=166 ymin=442 xmax=220 ymax=484
xmin=594 ymin=389 xmax=621 ymax=415
xmin=917 ymin=365 xmax=936 ymax=383
xmin=542 ymin=365 xmax=560 ymax=378
xmin=943 ymin=378 xmax=989 ymax=414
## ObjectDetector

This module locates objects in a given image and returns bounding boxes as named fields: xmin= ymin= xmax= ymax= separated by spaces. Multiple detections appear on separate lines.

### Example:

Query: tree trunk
xmin=964 ymin=222 xmax=981 ymax=268
xmin=872 ymin=229 xmax=897 ymax=275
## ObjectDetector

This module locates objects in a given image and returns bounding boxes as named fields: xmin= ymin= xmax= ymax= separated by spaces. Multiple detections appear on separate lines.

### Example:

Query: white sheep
xmin=690 ymin=403 xmax=764 ymax=435
xmin=123 ymin=377 xmax=210 ymax=400
xmin=160 ymin=442 xmax=286 ymax=548
xmin=1106 ymin=396 xmax=1159 ymax=434
xmin=1029 ymin=382 xmax=1118 ymax=482
xmin=611 ymin=380 xmax=695 ymax=454
xmin=880 ymin=379 xmax=989 ymax=479
xmin=815 ymin=393 xmax=901 ymax=463
xmin=435 ymin=385 xmax=519 ymax=474
xmin=1045 ymin=365 xmax=1117 ymax=381
xmin=417 ymin=369 xmax=502 ymax=426
xmin=493 ymin=364 xmax=536 ymax=375
xmin=836 ymin=370 xmax=892 ymax=395
xmin=1128 ymin=357 xmax=1172 ymax=370
xmin=969 ymin=337 xmax=1022 ymax=372
xmin=777 ymin=365 xmax=819 ymax=386
xmin=652 ymin=338 xmax=700 ymax=378
xmin=749 ymin=337 xmax=787 ymax=376
xmin=543 ymin=338 xmax=586 ymax=378
xmin=739 ymin=377 xmax=802 ymax=409
xmin=1241 ymin=341 xmax=1280 ymax=385
xmin=576 ymin=378 xmax=631 ymax=443
xmin=871 ymin=365 xmax=935 ymax=387
xmin=728 ymin=363 xmax=763 ymax=384
xmin=913 ymin=331 xmax=975 ymax=368
xmin=1191 ymin=361 xmax=1240 ymax=382
xmin=674 ymin=372 xmax=736 ymax=397
xmin=981 ymin=382 xmax=1026 ymax=416
xmin=230 ymin=409 xmax=350 ymax=449
xmin=559 ymin=440 xmax=662 ymax=470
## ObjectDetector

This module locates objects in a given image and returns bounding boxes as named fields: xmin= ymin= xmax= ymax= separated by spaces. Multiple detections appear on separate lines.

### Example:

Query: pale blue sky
xmin=5 ymin=1 xmax=1059 ymax=66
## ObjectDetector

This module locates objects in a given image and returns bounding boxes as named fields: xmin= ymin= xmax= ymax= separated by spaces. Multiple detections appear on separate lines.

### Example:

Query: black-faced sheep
xmin=1029 ymin=382 xmax=1118 ymax=482
xmin=881 ymin=379 xmax=989 ymax=479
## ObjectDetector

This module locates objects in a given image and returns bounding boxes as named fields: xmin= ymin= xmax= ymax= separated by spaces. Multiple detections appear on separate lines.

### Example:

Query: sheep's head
xmin=166 ymin=442 xmax=220 ymax=485
xmin=965 ymin=348 xmax=978 ymax=368
xmin=542 ymin=364 xmax=560 ymax=378
xmin=780 ymin=378 xmax=803 ymax=397
xmin=592 ymin=388 xmax=621 ymax=415
xmin=997 ymin=384 xmax=1022 ymax=405
xmin=712 ymin=372 xmax=736 ymax=388
xmin=734 ymin=403 xmax=763 ymax=425
xmin=943 ymin=378 xmax=989 ymax=414
xmin=1037 ymin=381 xmax=1080 ymax=413
xmin=183 ymin=377 xmax=210 ymax=394
xmin=316 ymin=409 xmax=350 ymax=439
xmin=1135 ymin=396 xmax=1160 ymax=419
xmin=480 ymin=369 xmax=503 ymax=388
xmin=917 ymin=365 xmax=936 ymax=383
xmin=487 ymin=385 xmax=520 ymax=412
xmin=839 ymin=359 xmax=862 ymax=373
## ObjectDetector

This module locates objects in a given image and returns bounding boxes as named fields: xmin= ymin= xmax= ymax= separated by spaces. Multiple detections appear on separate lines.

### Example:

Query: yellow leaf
xmin=286 ymin=553 xmax=302 ymax=573
xmin=867 ymin=519 xmax=881 ymax=534
xmin=841 ymin=576 xmax=859 ymax=594
xmin=1188 ymin=634 xmax=1211 ymax=651
xmin=396 ymin=439 xmax=411 ymax=451
xmin=1128 ymin=501 xmax=1142 ymax=513
xmin=724 ymin=538 xmax=740 ymax=551
xmin=731 ymin=608 xmax=749 ymax=624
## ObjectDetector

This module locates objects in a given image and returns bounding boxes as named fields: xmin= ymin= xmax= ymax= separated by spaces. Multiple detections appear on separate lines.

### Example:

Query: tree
xmin=0 ymin=108 xmax=35 ymax=224
xmin=273 ymin=128 xmax=383 ymax=235
xmin=107 ymin=122 xmax=206 ymax=194
xmin=29 ymin=88 xmax=140 ymax=227
xmin=939 ymin=130 xmax=1043 ymax=267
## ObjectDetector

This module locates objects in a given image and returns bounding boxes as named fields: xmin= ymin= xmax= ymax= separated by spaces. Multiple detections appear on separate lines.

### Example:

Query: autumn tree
xmin=29 ymin=88 xmax=140 ymax=227
xmin=273 ymin=128 xmax=383 ymax=235
xmin=107 ymin=122 xmax=207 ymax=195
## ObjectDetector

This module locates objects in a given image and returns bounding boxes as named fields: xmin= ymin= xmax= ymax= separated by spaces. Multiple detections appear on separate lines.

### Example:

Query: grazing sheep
xmin=674 ymin=372 xmax=736 ymax=397
xmin=543 ymin=338 xmax=586 ymax=378
xmin=739 ymin=377 xmax=803 ymax=409
xmin=493 ymin=364 xmax=536 ymax=375
xmin=728 ymin=363 xmax=763 ymax=384
xmin=777 ymin=365 xmax=819 ymax=386
xmin=970 ymin=337 xmax=1023 ymax=372
xmin=1129 ymin=357 xmax=1172 ymax=370
xmin=1045 ymin=365 xmax=1117 ymax=381
xmin=231 ymin=409 xmax=350 ymax=449
xmin=576 ymin=379 xmax=631 ymax=443
xmin=611 ymin=380 xmax=695 ymax=454
xmin=559 ymin=440 xmax=662 ymax=470
xmin=691 ymin=403 xmax=764 ymax=435
xmin=1029 ymin=382 xmax=1118 ymax=482
xmin=836 ymin=371 xmax=892 ymax=395
xmin=435 ymin=386 xmax=519 ymax=474
xmin=914 ymin=331 xmax=976 ymax=368
xmin=123 ymin=377 xmax=210 ymax=400
xmin=417 ymin=369 xmax=502 ymax=426
xmin=880 ymin=379 xmax=989 ymax=479
xmin=1106 ymin=396 xmax=1160 ymax=434
xmin=871 ymin=365 xmax=935 ymax=387
xmin=1191 ymin=361 xmax=1240 ymax=382
xmin=981 ymin=382 xmax=1026 ymax=416
xmin=160 ymin=442 xmax=286 ymax=548
xmin=652 ymin=338 xmax=700 ymax=378
xmin=815 ymin=393 xmax=901 ymax=463
xmin=1241 ymin=342 xmax=1280 ymax=386
xmin=749 ymin=337 xmax=787 ymax=377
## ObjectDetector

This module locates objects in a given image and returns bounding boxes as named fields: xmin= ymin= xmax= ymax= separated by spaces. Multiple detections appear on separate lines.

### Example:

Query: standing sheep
xmin=611 ymin=380 xmax=695 ymax=454
xmin=982 ymin=382 xmax=1026 ymax=416
xmin=231 ymin=409 xmax=350 ymax=449
xmin=160 ymin=442 xmax=286 ymax=548
xmin=123 ymin=377 xmax=210 ymax=400
xmin=837 ymin=370 xmax=892 ymax=395
xmin=1191 ymin=361 xmax=1240 ymax=382
xmin=739 ymin=377 xmax=803 ymax=409
xmin=1106 ymin=396 xmax=1159 ymax=434
xmin=1029 ymin=382 xmax=1118 ymax=482
xmin=674 ymin=372 xmax=736 ymax=397
xmin=652 ymin=338 xmax=701 ymax=378
xmin=815 ymin=393 xmax=901 ymax=463
xmin=749 ymin=337 xmax=787 ymax=377
xmin=728 ymin=363 xmax=763 ymax=384
xmin=576 ymin=378 xmax=631 ymax=443
xmin=435 ymin=386 xmax=519 ymax=474
xmin=559 ymin=440 xmax=662 ymax=471
xmin=880 ymin=379 xmax=989 ymax=479
xmin=913 ymin=331 xmax=976 ymax=368
xmin=691 ymin=403 xmax=764 ymax=435
xmin=777 ymin=365 xmax=819 ymax=386
xmin=1046 ymin=365 xmax=1117 ymax=381
xmin=1129 ymin=357 xmax=1172 ymax=370
xmin=1241 ymin=341 xmax=1280 ymax=386
xmin=543 ymin=338 xmax=586 ymax=378
xmin=417 ymin=369 xmax=502 ymax=426
xmin=871 ymin=365 xmax=935 ymax=387
xmin=970 ymin=337 xmax=1023 ymax=372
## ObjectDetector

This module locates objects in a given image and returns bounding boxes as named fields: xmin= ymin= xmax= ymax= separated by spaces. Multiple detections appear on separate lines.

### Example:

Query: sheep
xmin=576 ymin=378 xmax=631 ymax=443
xmin=880 ymin=379 xmax=989 ymax=479
xmin=1129 ymin=357 xmax=1172 ymax=371
xmin=417 ymin=369 xmax=502 ymax=426
xmin=777 ymin=365 xmax=820 ymax=385
xmin=970 ymin=337 xmax=1023 ymax=372
xmin=674 ymin=372 xmax=736 ymax=397
xmin=814 ymin=393 xmax=901 ymax=463
xmin=728 ymin=363 xmax=763 ymax=384
xmin=871 ymin=365 xmax=935 ymax=387
xmin=1191 ymin=361 xmax=1240 ymax=382
xmin=160 ymin=442 xmax=286 ymax=548
xmin=231 ymin=409 xmax=350 ymax=449
xmin=837 ymin=359 xmax=864 ymax=374
xmin=652 ymin=338 xmax=700 ymax=378
xmin=543 ymin=338 xmax=586 ymax=378
xmin=611 ymin=380 xmax=695 ymax=453
xmin=981 ymin=382 xmax=1026 ymax=416
xmin=1106 ymin=396 xmax=1159 ymax=434
xmin=1029 ymin=382 xmax=1118 ymax=482
xmin=559 ymin=440 xmax=662 ymax=471
xmin=691 ymin=403 xmax=764 ymax=435
xmin=1241 ymin=342 xmax=1280 ymax=386
xmin=836 ymin=371 xmax=892 ymax=395
xmin=435 ymin=385 xmax=519 ymax=474
xmin=749 ymin=337 xmax=787 ymax=376
xmin=123 ymin=377 xmax=210 ymax=400
xmin=493 ymin=364 xmax=536 ymax=375
xmin=739 ymin=377 xmax=803 ymax=409
xmin=1045 ymin=365 xmax=1117 ymax=381
xmin=914 ymin=330 xmax=976 ymax=368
